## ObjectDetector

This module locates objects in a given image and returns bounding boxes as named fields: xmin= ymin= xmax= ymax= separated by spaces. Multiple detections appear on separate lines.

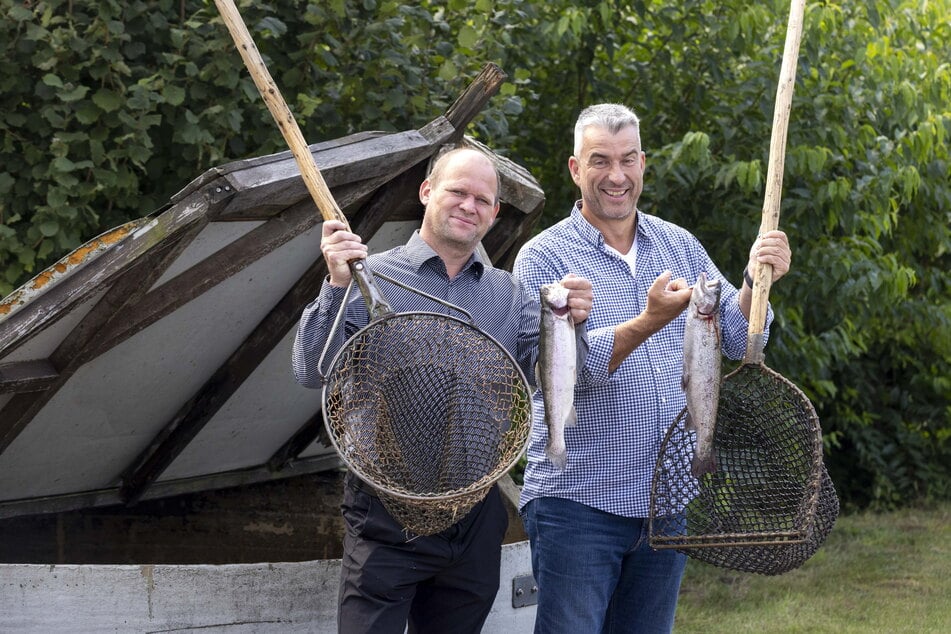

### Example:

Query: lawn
xmin=674 ymin=502 xmax=951 ymax=633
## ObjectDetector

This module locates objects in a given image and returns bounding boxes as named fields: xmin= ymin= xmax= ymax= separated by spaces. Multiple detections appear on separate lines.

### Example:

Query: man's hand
xmin=747 ymin=230 xmax=792 ymax=283
xmin=561 ymin=273 xmax=594 ymax=324
xmin=642 ymin=271 xmax=692 ymax=331
xmin=321 ymin=219 xmax=368 ymax=287
xmin=608 ymin=271 xmax=691 ymax=372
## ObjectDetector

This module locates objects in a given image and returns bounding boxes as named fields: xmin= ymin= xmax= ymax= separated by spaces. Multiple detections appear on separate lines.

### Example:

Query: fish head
xmin=691 ymin=272 xmax=721 ymax=316
xmin=540 ymin=282 xmax=571 ymax=317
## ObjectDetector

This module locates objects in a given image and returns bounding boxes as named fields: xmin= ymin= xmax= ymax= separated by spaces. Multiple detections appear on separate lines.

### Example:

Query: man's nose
xmin=459 ymin=194 xmax=477 ymax=212
xmin=608 ymin=161 xmax=626 ymax=182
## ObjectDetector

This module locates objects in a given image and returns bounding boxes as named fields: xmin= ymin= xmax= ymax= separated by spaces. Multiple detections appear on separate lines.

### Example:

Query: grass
xmin=674 ymin=502 xmax=951 ymax=633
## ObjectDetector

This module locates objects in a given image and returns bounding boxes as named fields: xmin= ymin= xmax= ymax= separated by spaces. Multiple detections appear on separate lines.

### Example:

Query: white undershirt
xmin=605 ymin=238 xmax=638 ymax=276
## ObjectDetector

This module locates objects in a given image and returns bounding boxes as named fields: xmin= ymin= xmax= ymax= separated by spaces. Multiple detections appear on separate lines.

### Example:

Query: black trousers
xmin=337 ymin=473 xmax=508 ymax=634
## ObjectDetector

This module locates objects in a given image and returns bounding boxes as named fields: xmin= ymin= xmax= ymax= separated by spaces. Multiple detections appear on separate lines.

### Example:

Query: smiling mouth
xmin=602 ymin=188 xmax=628 ymax=198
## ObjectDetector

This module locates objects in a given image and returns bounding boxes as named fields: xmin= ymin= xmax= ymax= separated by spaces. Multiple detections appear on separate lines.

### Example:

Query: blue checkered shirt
xmin=513 ymin=203 xmax=772 ymax=517
xmin=293 ymin=230 xmax=540 ymax=393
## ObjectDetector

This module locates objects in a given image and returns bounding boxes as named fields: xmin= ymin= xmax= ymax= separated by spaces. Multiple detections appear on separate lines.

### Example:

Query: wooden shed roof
xmin=0 ymin=64 xmax=544 ymax=519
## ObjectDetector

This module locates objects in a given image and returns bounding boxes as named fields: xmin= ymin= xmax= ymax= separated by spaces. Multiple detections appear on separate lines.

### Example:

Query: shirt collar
xmin=568 ymin=201 xmax=644 ymax=249
xmin=404 ymin=230 xmax=485 ymax=278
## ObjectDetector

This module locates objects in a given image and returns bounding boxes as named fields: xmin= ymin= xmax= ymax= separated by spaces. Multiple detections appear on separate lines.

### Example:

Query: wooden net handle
xmin=214 ymin=0 xmax=348 ymax=228
xmin=746 ymin=0 xmax=806 ymax=360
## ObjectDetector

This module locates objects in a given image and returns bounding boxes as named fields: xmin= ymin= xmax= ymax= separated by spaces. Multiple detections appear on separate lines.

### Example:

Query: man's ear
xmin=568 ymin=156 xmax=581 ymax=185
xmin=419 ymin=178 xmax=432 ymax=205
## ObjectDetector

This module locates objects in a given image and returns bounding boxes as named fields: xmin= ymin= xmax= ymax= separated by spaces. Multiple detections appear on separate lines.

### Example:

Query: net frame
xmin=319 ymin=276 xmax=532 ymax=536
xmin=649 ymin=362 xmax=839 ymax=574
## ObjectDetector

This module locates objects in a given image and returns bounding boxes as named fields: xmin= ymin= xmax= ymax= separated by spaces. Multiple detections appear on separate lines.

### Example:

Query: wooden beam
xmin=212 ymin=129 xmax=439 ymax=220
xmin=117 ymin=251 xmax=332 ymax=505
xmin=0 ymin=452 xmax=342 ymax=521
xmin=0 ymin=217 xmax=206 ymax=457
xmin=265 ymin=411 xmax=328 ymax=473
xmin=0 ymin=360 xmax=59 ymax=394
xmin=442 ymin=63 xmax=508 ymax=141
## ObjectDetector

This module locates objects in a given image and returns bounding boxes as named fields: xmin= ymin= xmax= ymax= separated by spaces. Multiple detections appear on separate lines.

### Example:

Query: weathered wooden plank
xmin=212 ymin=130 xmax=439 ymax=219
xmin=0 ymin=360 xmax=59 ymax=395
xmin=168 ymin=131 xmax=387 ymax=204
xmin=0 ymin=201 xmax=207 ymax=360
xmin=0 ymin=453 xmax=342 ymax=521
xmin=443 ymin=63 xmax=508 ymax=141
xmin=463 ymin=136 xmax=545 ymax=217
xmin=0 ymin=218 xmax=206 ymax=457
xmin=266 ymin=411 xmax=327 ymax=473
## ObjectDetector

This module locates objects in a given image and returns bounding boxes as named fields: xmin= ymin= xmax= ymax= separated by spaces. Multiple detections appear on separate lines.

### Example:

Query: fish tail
xmin=546 ymin=440 xmax=567 ymax=471
xmin=691 ymin=452 xmax=716 ymax=477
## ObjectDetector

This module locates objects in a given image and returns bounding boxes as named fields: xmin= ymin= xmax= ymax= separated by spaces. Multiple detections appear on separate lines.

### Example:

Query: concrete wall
xmin=0 ymin=541 xmax=537 ymax=633
xmin=0 ymin=470 xmax=537 ymax=631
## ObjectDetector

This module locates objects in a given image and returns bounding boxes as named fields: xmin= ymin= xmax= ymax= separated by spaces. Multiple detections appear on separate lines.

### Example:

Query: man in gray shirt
xmin=293 ymin=147 xmax=593 ymax=634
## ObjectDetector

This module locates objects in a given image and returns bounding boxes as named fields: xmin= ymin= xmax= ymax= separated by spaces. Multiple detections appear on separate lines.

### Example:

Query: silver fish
xmin=682 ymin=271 xmax=722 ymax=477
xmin=537 ymin=281 xmax=577 ymax=470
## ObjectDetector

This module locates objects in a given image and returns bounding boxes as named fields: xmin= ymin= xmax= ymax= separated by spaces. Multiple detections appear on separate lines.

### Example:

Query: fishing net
xmin=649 ymin=363 xmax=839 ymax=575
xmin=322 ymin=312 xmax=532 ymax=536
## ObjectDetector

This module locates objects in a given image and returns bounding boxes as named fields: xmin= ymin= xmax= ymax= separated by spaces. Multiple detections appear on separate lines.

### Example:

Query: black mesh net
xmin=649 ymin=363 xmax=839 ymax=575
xmin=323 ymin=313 xmax=532 ymax=535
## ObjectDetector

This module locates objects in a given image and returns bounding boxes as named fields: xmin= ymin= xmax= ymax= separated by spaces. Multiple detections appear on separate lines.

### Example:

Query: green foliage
xmin=0 ymin=0 xmax=520 ymax=294
xmin=1 ymin=0 xmax=948 ymax=510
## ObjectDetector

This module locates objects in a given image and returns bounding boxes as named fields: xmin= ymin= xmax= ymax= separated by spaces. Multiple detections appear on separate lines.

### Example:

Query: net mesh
xmin=649 ymin=363 xmax=839 ymax=575
xmin=323 ymin=313 xmax=532 ymax=535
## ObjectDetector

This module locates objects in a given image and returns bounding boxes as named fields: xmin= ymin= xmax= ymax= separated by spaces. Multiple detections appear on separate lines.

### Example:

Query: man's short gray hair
xmin=573 ymin=104 xmax=642 ymax=156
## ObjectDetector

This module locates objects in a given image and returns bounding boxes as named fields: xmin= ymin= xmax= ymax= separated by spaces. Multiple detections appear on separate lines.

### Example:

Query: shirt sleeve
xmin=291 ymin=281 xmax=350 ymax=389
xmin=515 ymin=278 xmax=542 ymax=388
xmin=513 ymin=244 xmax=603 ymax=389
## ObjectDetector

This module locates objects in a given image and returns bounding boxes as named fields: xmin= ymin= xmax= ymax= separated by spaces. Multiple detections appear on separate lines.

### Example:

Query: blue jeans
xmin=521 ymin=497 xmax=687 ymax=634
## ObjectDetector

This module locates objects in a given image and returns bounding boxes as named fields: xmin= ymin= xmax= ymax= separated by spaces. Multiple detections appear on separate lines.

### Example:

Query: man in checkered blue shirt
xmin=514 ymin=104 xmax=793 ymax=633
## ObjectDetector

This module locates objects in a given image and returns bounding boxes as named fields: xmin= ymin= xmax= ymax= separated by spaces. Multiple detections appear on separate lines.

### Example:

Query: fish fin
xmin=566 ymin=407 xmax=578 ymax=427
xmin=681 ymin=371 xmax=689 ymax=391
xmin=684 ymin=409 xmax=696 ymax=432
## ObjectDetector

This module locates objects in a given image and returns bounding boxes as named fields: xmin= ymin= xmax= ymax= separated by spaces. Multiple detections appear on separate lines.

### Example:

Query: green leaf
xmin=437 ymin=59 xmax=456 ymax=81
xmin=162 ymin=84 xmax=186 ymax=106
xmin=59 ymin=84 xmax=90 ymax=103
xmin=458 ymin=25 xmax=479 ymax=49
xmin=42 ymin=73 xmax=64 ymax=88
xmin=39 ymin=221 xmax=59 ymax=237
xmin=74 ymin=101 xmax=102 ymax=124
xmin=92 ymin=89 xmax=122 ymax=112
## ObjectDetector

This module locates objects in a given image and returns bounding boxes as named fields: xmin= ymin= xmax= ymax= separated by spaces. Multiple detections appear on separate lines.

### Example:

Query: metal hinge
xmin=512 ymin=574 xmax=538 ymax=608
